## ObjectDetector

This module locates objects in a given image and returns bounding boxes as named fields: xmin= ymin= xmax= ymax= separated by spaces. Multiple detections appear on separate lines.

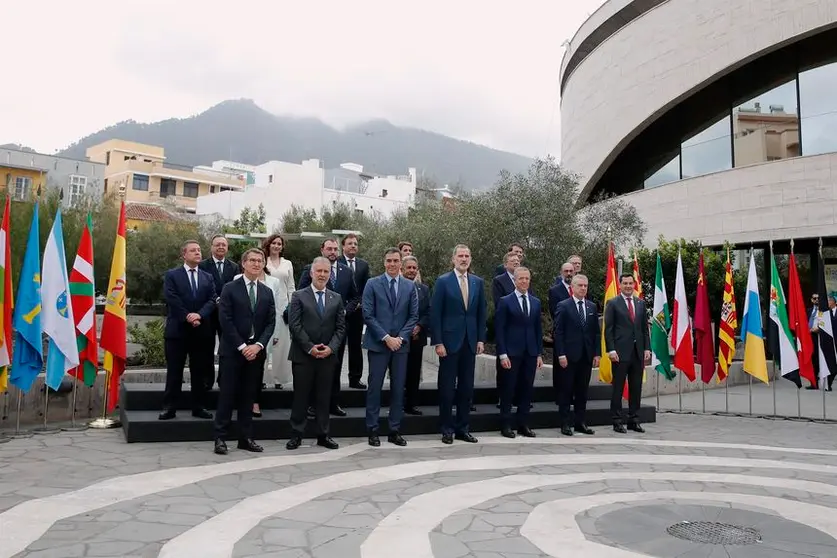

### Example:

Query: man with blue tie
xmin=494 ymin=267 xmax=543 ymax=438
xmin=362 ymin=248 xmax=419 ymax=447
xmin=431 ymin=244 xmax=487 ymax=445
xmin=553 ymin=273 xmax=600 ymax=436
xmin=160 ymin=240 xmax=217 ymax=421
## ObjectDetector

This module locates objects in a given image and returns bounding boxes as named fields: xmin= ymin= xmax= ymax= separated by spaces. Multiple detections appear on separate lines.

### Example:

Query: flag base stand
xmin=32 ymin=426 xmax=60 ymax=435
xmin=88 ymin=417 xmax=120 ymax=429
xmin=33 ymin=389 xmax=60 ymax=434
xmin=62 ymin=380 xmax=89 ymax=432
xmin=0 ymin=435 xmax=9 ymax=444
xmin=61 ymin=424 xmax=89 ymax=432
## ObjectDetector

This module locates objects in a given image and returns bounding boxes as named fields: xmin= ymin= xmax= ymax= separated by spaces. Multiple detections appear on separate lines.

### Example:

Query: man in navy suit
xmin=494 ymin=267 xmax=543 ymax=438
xmin=402 ymin=256 xmax=430 ymax=415
xmin=213 ymin=248 xmax=276 ymax=455
xmin=298 ymin=238 xmax=359 ymax=416
xmin=548 ymin=262 xmax=575 ymax=319
xmin=492 ymin=252 xmax=521 ymax=406
xmin=362 ymin=248 xmax=419 ymax=447
xmin=553 ymin=273 xmax=600 ymax=436
xmin=159 ymin=240 xmax=217 ymax=421
xmin=493 ymin=242 xmax=524 ymax=278
xmin=431 ymin=244 xmax=487 ymax=445
xmin=339 ymin=233 xmax=370 ymax=390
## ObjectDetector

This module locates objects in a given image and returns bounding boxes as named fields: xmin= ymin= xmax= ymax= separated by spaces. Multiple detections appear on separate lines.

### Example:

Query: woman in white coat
xmin=262 ymin=234 xmax=294 ymax=391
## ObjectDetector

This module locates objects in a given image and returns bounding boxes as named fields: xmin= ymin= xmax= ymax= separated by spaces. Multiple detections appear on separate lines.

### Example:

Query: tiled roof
xmin=125 ymin=203 xmax=178 ymax=223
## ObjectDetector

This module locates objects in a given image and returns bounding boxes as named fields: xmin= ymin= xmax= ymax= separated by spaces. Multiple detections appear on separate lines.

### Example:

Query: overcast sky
xmin=2 ymin=1 xmax=604 ymax=159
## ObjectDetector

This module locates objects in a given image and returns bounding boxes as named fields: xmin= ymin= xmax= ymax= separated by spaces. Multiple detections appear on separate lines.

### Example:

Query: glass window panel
xmin=644 ymin=154 xmax=680 ymax=189
xmin=681 ymin=114 xmax=732 ymax=178
xmin=733 ymin=79 xmax=799 ymax=166
xmin=799 ymin=61 xmax=837 ymax=157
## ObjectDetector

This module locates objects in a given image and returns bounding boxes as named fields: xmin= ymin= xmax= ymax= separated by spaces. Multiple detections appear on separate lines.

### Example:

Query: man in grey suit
xmin=604 ymin=273 xmax=650 ymax=433
xmin=285 ymin=257 xmax=346 ymax=450
xmin=363 ymin=248 xmax=419 ymax=447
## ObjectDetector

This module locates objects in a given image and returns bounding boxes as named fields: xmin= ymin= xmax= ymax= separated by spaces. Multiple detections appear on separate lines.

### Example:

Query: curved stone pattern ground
xmin=2 ymin=415 xmax=837 ymax=557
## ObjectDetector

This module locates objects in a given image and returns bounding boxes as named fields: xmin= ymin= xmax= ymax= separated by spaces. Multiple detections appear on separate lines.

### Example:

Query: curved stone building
xmin=560 ymin=0 xmax=837 ymax=246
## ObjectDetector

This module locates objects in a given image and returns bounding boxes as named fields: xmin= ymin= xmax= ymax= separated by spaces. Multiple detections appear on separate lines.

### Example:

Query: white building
xmin=196 ymin=157 xmax=417 ymax=230
xmin=562 ymin=0 xmax=837 ymax=249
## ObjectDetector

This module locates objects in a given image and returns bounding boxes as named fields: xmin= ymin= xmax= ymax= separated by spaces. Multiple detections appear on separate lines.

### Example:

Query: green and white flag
xmin=768 ymin=253 xmax=799 ymax=377
xmin=650 ymin=253 xmax=675 ymax=380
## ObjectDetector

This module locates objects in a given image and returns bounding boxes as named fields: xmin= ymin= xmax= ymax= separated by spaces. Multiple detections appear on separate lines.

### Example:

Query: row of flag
xmin=0 ymin=198 xmax=128 ymax=412
xmin=598 ymin=244 xmax=830 ymax=394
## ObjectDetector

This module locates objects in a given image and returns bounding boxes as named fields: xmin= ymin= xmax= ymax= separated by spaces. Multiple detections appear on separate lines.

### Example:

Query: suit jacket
xmin=604 ymin=294 xmax=650 ymax=360
xmin=554 ymin=297 xmax=600 ymax=363
xmin=494 ymin=263 xmax=505 ymax=278
xmin=217 ymin=277 xmax=276 ymax=357
xmin=413 ymin=282 xmax=431 ymax=347
xmin=430 ymin=271 xmax=488 ymax=354
xmin=492 ymin=273 xmax=515 ymax=308
xmin=287 ymin=287 xmax=346 ymax=363
xmin=339 ymin=255 xmax=370 ymax=303
xmin=362 ymin=274 xmax=419 ymax=353
xmin=298 ymin=260 xmax=360 ymax=313
xmin=548 ymin=281 xmax=572 ymax=318
xmin=198 ymin=258 xmax=240 ymax=301
xmin=494 ymin=292 xmax=543 ymax=358
xmin=163 ymin=266 xmax=217 ymax=339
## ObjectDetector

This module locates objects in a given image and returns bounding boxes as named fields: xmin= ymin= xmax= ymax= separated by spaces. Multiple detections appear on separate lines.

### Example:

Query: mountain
xmin=57 ymin=99 xmax=532 ymax=189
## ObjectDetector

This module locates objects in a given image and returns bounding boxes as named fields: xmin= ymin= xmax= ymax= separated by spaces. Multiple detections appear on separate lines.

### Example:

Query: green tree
xmin=225 ymin=204 xmax=267 ymax=235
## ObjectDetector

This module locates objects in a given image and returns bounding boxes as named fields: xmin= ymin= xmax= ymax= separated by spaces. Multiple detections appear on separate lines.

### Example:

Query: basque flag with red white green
xmin=69 ymin=213 xmax=98 ymax=386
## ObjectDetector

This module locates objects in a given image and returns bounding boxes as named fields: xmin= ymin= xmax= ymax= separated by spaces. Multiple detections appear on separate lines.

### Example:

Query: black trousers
xmin=213 ymin=350 xmax=265 ymax=441
xmin=405 ymin=342 xmax=425 ymax=409
xmin=346 ymin=311 xmax=364 ymax=383
xmin=557 ymin=357 xmax=592 ymax=427
xmin=309 ymin=338 xmax=347 ymax=410
xmin=162 ymin=333 xmax=213 ymax=411
xmin=811 ymin=335 xmax=820 ymax=388
xmin=499 ymin=356 xmax=537 ymax=429
xmin=290 ymin=358 xmax=334 ymax=437
xmin=611 ymin=351 xmax=643 ymax=424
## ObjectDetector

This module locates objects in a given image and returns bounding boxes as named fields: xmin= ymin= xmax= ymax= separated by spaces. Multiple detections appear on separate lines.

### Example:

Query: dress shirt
xmin=382 ymin=274 xmax=403 ymax=341
xmin=237 ymin=277 xmax=264 ymax=351
xmin=183 ymin=264 xmax=199 ymax=286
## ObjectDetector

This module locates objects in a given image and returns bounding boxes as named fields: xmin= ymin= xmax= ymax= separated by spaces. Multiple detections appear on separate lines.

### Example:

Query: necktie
xmin=216 ymin=261 xmax=223 ymax=275
xmin=568 ymin=282 xmax=573 ymax=297
xmin=459 ymin=274 xmax=469 ymax=310
xmin=390 ymin=278 xmax=397 ymax=307
xmin=521 ymin=294 xmax=528 ymax=316
xmin=189 ymin=269 xmax=197 ymax=295
xmin=316 ymin=291 xmax=325 ymax=316
xmin=578 ymin=300 xmax=586 ymax=324
xmin=627 ymin=297 xmax=635 ymax=322
xmin=330 ymin=265 xmax=336 ymax=287
xmin=247 ymin=281 xmax=256 ymax=337
xmin=348 ymin=259 xmax=355 ymax=273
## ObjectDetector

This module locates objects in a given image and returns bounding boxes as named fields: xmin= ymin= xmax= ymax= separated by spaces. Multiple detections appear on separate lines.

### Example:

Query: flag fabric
xmin=69 ymin=213 xmax=98 ymax=387
xmin=671 ymin=251 xmax=696 ymax=381
xmin=9 ymin=204 xmax=43 ymax=392
xmin=694 ymin=251 xmax=715 ymax=383
xmin=42 ymin=208 xmax=80 ymax=391
xmin=623 ymin=251 xmax=647 ymax=398
xmin=768 ymin=251 xmax=800 ymax=387
xmin=100 ymin=202 xmax=128 ymax=412
xmin=741 ymin=251 xmax=769 ymax=383
xmin=650 ymin=253 xmax=674 ymax=380
xmin=598 ymin=242 xmax=618 ymax=384
xmin=815 ymin=251 xmax=837 ymax=385
xmin=0 ymin=198 xmax=13 ymax=392
xmin=787 ymin=252 xmax=816 ymax=387
xmin=716 ymin=250 xmax=737 ymax=382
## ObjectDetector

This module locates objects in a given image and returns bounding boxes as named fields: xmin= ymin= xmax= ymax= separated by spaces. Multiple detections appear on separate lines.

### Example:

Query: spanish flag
xmin=599 ymin=242 xmax=618 ymax=383
xmin=99 ymin=202 xmax=127 ymax=411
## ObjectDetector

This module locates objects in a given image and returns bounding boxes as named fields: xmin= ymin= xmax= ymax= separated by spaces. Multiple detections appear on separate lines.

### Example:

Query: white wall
xmin=560 ymin=0 xmax=837 ymax=200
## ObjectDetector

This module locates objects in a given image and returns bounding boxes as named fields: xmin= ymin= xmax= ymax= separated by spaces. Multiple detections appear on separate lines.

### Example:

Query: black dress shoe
xmin=613 ymin=423 xmax=628 ymax=433
xmin=628 ymin=423 xmax=645 ymax=433
xmin=252 ymin=409 xmax=263 ymax=418
xmin=404 ymin=406 xmax=423 ymax=416
xmin=286 ymin=436 xmax=302 ymax=450
xmin=192 ymin=408 xmax=213 ymax=419
xmin=574 ymin=424 xmax=595 ymax=435
xmin=330 ymin=406 xmax=348 ymax=417
xmin=237 ymin=439 xmax=264 ymax=452
xmin=518 ymin=426 xmax=536 ymax=438
xmin=388 ymin=432 xmax=407 ymax=446
xmin=470 ymin=405 xmax=477 ymax=412
xmin=214 ymin=439 xmax=228 ymax=455
xmin=349 ymin=381 xmax=367 ymax=390
xmin=318 ymin=436 xmax=339 ymax=450
xmin=158 ymin=409 xmax=176 ymax=420
xmin=368 ymin=434 xmax=381 ymax=447
xmin=560 ymin=426 xmax=574 ymax=436
xmin=441 ymin=433 xmax=454 ymax=444
xmin=275 ymin=383 xmax=283 ymax=390
xmin=455 ymin=432 xmax=478 ymax=443
xmin=501 ymin=428 xmax=516 ymax=439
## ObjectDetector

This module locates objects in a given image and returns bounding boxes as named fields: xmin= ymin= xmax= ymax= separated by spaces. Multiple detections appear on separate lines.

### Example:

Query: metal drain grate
xmin=666 ymin=521 xmax=762 ymax=545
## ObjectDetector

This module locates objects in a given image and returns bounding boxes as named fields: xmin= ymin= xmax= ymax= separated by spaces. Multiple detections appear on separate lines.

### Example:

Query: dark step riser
xmin=120 ymin=407 xmax=656 ymax=443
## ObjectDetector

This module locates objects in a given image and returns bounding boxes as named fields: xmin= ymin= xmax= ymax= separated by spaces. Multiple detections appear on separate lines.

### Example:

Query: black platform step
xmin=119 ymin=401 xmax=656 ymax=443
xmin=120 ymin=382 xmax=615 ymax=411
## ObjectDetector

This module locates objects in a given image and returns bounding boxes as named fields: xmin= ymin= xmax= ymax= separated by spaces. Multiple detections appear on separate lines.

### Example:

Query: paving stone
xmin=85 ymin=540 xmax=146 ymax=556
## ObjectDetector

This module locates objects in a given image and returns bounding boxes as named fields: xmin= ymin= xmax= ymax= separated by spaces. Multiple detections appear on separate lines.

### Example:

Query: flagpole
xmin=678 ymin=371 xmax=682 ymax=412
xmin=769 ymin=240 xmax=777 ymax=418
xmin=8 ymin=390 xmax=32 ymax=438
xmin=820 ymin=237 xmax=827 ymax=421
xmin=655 ymin=368 xmax=660 ymax=412
xmin=32 ymin=384 xmax=60 ymax=435
xmin=791 ymin=238 xmax=802 ymax=419
xmin=747 ymin=244 xmax=754 ymax=416
xmin=0 ymin=391 xmax=9 ymax=443
xmin=62 ymin=376 xmax=88 ymax=432
xmin=725 ymin=373 xmax=729 ymax=414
